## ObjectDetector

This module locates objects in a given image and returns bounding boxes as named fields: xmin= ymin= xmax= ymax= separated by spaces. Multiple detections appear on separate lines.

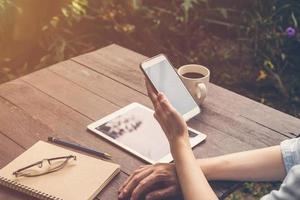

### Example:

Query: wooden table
xmin=1 ymin=44 xmax=300 ymax=200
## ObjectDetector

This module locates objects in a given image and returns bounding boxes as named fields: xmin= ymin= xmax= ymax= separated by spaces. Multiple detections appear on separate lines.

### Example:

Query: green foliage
xmin=182 ymin=0 xmax=198 ymax=22
xmin=226 ymin=182 xmax=281 ymax=200
xmin=0 ymin=0 xmax=11 ymax=11
xmin=0 ymin=0 xmax=16 ymax=42
xmin=0 ymin=0 xmax=299 ymax=117
xmin=242 ymin=0 xmax=300 ymax=98
xmin=38 ymin=0 xmax=88 ymax=66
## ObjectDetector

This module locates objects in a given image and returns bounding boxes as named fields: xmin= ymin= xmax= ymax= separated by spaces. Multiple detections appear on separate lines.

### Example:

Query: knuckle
xmin=154 ymin=172 xmax=165 ymax=180
xmin=132 ymin=171 xmax=138 ymax=176
xmin=165 ymin=110 xmax=171 ymax=116
xmin=133 ymin=168 xmax=142 ymax=175
xmin=162 ymin=100 xmax=168 ymax=106
xmin=138 ymin=165 xmax=145 ymax=169
xmin=131 ymin=177 xmax=138 ymax=184
xmin=151 ymin=191 xmax=162 ymax=199
xmin=139 ymin=180 xmax=146 ymax=187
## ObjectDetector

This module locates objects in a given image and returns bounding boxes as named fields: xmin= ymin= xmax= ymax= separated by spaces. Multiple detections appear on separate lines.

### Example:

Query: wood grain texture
xmin=196 ymin=104 xmax=288 ymax=147
xmin=47 ymin=56 xmax=285 ymax=155
xmin=73 ymin=44 xmax=300 ymax=138
xmin=73 ymin=44 xmax=147 ymax=95
xmin=0 ymin=95 xmax=54 ymax=149
xmin=22 ymin=68 xmax=119 ymax=120
xmin=49 ymin=60 xmax=152 ymax=108
xmin=0 ymin=132 xmax=24 ymax=168
xmin=0 ymin=80 xmax=145 ymax=175
xmin=48 ymin=59 xmax=242 ymax=198
xmin=72 ymin=44 xmax=289 ymax=148
xmin=0 ymin=131 xmax=38 ymax=200
xmin=206 ymin=83 xmax=300 ymax=138
xmin=0 ymin=83 xmax=131 ymax=199
xmin=69 ymin=44 xmax=299 ymax=199
xmin=1 ymin=44 xmax=299 ymax=200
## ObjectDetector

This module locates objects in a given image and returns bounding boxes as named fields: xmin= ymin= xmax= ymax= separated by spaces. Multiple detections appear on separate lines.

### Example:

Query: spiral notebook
xmin=0 ymin=140 xmax=120 ymax=200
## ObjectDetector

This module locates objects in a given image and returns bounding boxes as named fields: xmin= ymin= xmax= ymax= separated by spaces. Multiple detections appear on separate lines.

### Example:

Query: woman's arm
xmin=199 ymin=145 xmax=286 ymax=181
xmin=145 ymin=79 xmax=217 ymax=200
xmin=118 ymin=145 xmax=286 ymax=200
xmin=171 ymin=140 xmax=218 ymax=200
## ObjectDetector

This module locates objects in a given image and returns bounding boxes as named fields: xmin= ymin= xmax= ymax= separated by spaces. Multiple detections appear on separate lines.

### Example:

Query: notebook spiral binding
xmin=0 ymin=176 xmax=62 ymax=200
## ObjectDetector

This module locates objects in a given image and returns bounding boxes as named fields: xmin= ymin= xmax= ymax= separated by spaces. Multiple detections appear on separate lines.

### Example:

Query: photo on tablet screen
xmin=95 ymin=106 xmax=170 ymax=162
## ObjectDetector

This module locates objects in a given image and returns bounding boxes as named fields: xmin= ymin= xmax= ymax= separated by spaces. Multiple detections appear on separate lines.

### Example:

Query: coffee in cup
xmin=177 ymin=64 xmax=210 ymax=105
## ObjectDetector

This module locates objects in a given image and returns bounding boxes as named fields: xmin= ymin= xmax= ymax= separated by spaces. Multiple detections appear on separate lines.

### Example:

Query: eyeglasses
xmin=13 ymin=155 xmax=77 ymax=178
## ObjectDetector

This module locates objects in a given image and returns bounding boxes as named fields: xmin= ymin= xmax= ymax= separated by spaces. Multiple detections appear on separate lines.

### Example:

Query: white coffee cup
xmin=177 ymin=64 xmax=210 ymax=105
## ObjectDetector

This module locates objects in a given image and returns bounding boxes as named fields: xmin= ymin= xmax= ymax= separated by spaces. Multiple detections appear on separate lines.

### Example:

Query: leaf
xmin=50 ymin=16 xmax=60 ymax=27
xmin=219 ymin=8 xmax=228 ymax=19
xmin=182 ymin=0 xmax=197 ymax=12
xmin=281 ymin=53 xmax=286 ymax=61
xmin=264 ymin=60 xmax=274 ymax=69
xmin=42 ymin=25 xmax=48 ymax=31
xmin=61 ymin=8 xmax=69 ymax=17
xmin=291 ymin=12 xmax=298 ymax=28
xmin=131 ymin=0 xmax=142 ymax=10
xmin=256 ymin=70 xmax=267 ymax=81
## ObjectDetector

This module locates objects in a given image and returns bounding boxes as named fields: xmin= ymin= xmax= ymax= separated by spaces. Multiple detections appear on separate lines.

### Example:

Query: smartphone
xmin=140 ymin=54 xmax=200 ymax=121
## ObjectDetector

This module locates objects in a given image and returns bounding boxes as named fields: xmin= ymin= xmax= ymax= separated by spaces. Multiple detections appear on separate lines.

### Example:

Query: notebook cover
xmin=0 ymin=141 xmax=120 ymax=200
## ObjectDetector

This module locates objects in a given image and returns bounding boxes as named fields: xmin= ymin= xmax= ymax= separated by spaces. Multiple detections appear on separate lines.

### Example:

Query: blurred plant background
xmin=0 ymin=0 xmax=299 ymax=198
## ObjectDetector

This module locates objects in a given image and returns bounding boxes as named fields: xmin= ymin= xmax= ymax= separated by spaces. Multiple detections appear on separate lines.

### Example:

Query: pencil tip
xmin=104 ymin=153 xmax=112 ymax=159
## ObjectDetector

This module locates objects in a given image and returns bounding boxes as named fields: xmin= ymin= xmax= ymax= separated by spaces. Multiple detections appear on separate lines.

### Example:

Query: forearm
xmin=171 ymin=140 xmax=218 ymax=200
xmin=198 ymin=146 xmax=286 ymax=181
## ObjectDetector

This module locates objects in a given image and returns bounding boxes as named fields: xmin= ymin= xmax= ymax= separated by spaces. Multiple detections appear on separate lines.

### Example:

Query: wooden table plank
xmin=73 ymin=44 xmax=300 ymax=138
xmin=0 ymin=95 xmax=54 ymax=149
xmin=22 ymin=69 xmax=119 ymax=120
xmin=72 ymin=44 xmax=146 ymax=95
xmin=71 ymin=45 xmax=289 ymax=147
xmin=73 ymin=44 xmax=147 ymax=94
xmin=0 ymin=71 xmax=236 ymax=200
xmin=47 ymin=60 xmax=248 ymax=198
xmin=206 ymin=84 xmax=300 ymax=138
xmin=69 ymin=44 xmax=297 ymax=199
xmin=96 ymin=172 xmax=128 ymax=200
xmin=197 ymin=104 xmax=288 ymax=147
xmin=51 ymin=58 xmax=287 ymax=148
xmin=0 ymin=80 xmax=145 ymax=175
xmin=0 ymin=91 xmax=130 ymax=200
xmin=0 ymin=133 xmax=24 ymax=168
xmin=49 ymin=60 xmax=151 ymax=107
xmin=0 ymin=133 xmax=38 ymax=200
xmin=1 ymin=43 xmax=298 ymax=200
xmin=44 ymin=59 xmax=286 ymax=153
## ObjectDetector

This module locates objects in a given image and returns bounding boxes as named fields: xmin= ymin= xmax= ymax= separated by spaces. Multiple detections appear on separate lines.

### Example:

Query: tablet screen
xmin=95 ymin=106 xmax=170 ymax=161
xmin=88 ymin=103 xmax=206 ymax=163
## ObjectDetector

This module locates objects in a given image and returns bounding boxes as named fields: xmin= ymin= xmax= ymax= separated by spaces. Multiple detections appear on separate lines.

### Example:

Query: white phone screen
xmin=143 ymin=58 xmax=198 ymax=116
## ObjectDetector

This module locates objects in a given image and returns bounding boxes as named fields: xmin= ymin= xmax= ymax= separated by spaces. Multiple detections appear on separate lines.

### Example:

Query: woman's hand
xmin=145 ymin=79 xmax=189 ymax=147
xmin=118 ymin=163 xmax=181 ymax=200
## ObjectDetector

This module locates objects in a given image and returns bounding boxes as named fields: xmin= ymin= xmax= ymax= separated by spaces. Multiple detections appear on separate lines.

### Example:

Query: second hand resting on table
xmin=118 ymin=79 xmax=286 ymax=200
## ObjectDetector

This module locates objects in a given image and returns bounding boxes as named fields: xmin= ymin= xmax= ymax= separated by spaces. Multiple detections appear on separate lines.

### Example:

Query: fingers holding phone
xmin=145 ymin=78 xmax=189 ymax=146
xmin=140 ymin=54 xmax=200 ymax=121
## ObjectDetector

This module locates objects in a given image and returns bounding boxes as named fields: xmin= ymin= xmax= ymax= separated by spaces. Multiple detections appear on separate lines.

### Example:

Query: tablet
xmin=87 ymin=103 xmax=206 ymax=164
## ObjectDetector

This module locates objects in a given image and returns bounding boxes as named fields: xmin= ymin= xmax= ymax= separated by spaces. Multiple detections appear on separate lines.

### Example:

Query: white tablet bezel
xmin=87 ymin=103 xmax=206 ymax=164
xmin=140 ymin=54 xmax=200 ymax=121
